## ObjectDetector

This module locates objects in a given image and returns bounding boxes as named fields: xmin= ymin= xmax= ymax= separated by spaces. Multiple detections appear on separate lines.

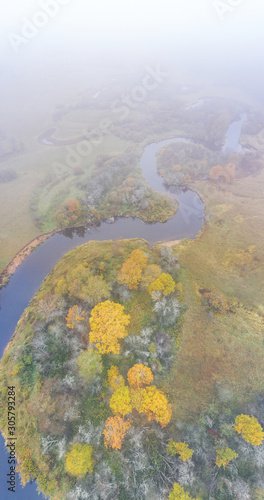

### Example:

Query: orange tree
xmin=103 ymin=416 xmax=131 ymax=450
xmin=66 ymin=305 xmax=85 ymax=329
xmin=89 ymin=300 xmax=130 ymax=354
xmin=127 ymin=364 xmax=153 ymax=389
xmin=55 ymin=198 xmax=85 ymax=228
xmin=117 ymin=249 xmax=148 ymax=290
xmin=234 ymin=414 xmax=264 ymax=446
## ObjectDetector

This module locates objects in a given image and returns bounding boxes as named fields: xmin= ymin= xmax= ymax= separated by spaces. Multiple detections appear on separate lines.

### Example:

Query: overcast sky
xmin=1 ymin=0 xmax=264 ymax=107
xmin=1 ymin=0 xmax=263 ymax=58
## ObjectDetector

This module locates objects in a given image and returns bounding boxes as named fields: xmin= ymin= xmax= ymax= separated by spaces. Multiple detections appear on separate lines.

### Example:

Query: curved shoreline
xmin=0 ymin=229 xmax=60 ymax=288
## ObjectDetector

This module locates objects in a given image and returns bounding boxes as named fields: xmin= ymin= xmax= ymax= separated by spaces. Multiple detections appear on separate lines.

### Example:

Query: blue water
xmin=0 ymin=118 xmax=246 ymax=498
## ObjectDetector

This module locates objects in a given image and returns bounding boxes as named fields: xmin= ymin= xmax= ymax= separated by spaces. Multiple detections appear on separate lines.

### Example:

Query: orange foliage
xmin=89 ymin=300 xmax=130 ymax=354
xmin=66 ymin=305 xmax=85 ymax=329
xmin=103 ymin=416 xmax=131 ymax=450
xmin=127 ymin=364 xmax=153 ymax=389
xmin=68 ymin=199 xmax=80 ymax=213
xmin=117 ymin=249 xmax=148 ymax=290
xmin=209 ymin=164 xmax=235 ymax=183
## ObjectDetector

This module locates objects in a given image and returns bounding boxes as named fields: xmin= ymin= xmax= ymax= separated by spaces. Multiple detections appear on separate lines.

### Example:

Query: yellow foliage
xmin=66 ymin=305 xmax=85 ymax=329
xmin=215 ymin=447 xmax=238 ymax=469
xmin=235 ymin=414 xmax=264 ymax=446
xmin=167 ymin=440 xmax=194 ymax=462
xmin=65 ymin=443 xmax=94 ymax=478
xmin=252 ymin=486 xmax=264 ymax=500
xmin=148 ymin=273 xmax=176 ymax=297
xmin=136 ymin=385 xmax=172 ymax=427
xmin=108 ymin=366 xmax=125 ymax=391
xmin=141 ymin=264 xmax=162 ymax=289
xmin=117 ymin=249 xmax=148 ymax=290
xmin=127 ymin=364 xmax=153 ymax=389
xmin=103 ymin=416 xmax=131 ymax=450
xmin=109 ymin=386 xmax=132 ymax=416
xmin=168 ymin=482 xmax=201 ymax=500
xmin=175 ymin=282 xmax=184 ymax=301
xmin=89 ymin=300 xmax=130 ymax=354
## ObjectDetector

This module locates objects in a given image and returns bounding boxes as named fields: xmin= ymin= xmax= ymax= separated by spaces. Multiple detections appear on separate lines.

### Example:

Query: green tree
xmin=76 ymin=347 xmax=103 ymax=383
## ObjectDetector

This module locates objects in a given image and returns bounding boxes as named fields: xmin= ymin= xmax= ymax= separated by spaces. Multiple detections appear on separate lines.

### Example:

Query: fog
xmin=0 ymin=0 xmax=264 ymax=135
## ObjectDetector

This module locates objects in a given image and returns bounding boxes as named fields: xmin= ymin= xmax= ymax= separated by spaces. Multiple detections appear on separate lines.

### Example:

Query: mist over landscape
xmin=0 ymin=2 xmax=264 ymax=500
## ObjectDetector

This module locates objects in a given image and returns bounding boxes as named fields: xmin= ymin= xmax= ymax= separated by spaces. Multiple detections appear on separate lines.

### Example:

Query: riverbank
xmin=0 ymin=229 xmax=60 ymax=289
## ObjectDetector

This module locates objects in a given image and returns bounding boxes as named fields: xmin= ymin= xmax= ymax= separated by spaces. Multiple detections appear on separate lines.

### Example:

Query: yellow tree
xmin=127 ymin=364 xmax=153 ymax=389
xmin=168 ymin=482 xmax=201 ymax=500
xmin=167 ymin=440 xmax=194 ymax=462
xmin=234 ymin=414 xmax=264 ymax=446
xmin=135 ymin=385 xmax=172 ymax=427
xmin=141 ymin=264 xmax=162 ymax=289
xmin=108 ymin=366 xmax=125 ymax=391
xmin=89 ymin=300 xmax=130 ymax=354
xmin=66 ymin=305 xmax=85 ymax=329
xmin=117 ymin=249 xmax=148 ymax=290
xmin=103 ymin=416 xmax=131 ymax=450
xmin=148 ymin=273 xmax=176 ymax=297
xmin=109 ymin=386 xmax=132 ymax=416
xmin=215 ymin=448 xmax=238 ymax=469
xmin=65 ymin=444 xmax=94 ymax=478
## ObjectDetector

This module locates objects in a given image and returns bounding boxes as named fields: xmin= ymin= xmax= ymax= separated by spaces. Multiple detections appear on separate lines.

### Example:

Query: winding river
xmin=0 ymin=114 xmax=247 ymax=498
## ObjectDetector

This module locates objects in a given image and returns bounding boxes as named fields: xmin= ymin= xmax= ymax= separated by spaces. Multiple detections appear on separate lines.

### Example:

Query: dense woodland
xmin=0 ymin=239 xmax=263 ymax=499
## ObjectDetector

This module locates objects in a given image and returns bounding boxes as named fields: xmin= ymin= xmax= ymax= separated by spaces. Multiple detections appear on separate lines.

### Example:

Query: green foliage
xmin=54 ymin=198 xmax=87 ymax=228
xmin=82 ymin=395 xmax=111 ymax=426
xmin=76 ymin=347 xmax=103 ymax=383
xmin=55 ymin=263 xmax=110 ymax=305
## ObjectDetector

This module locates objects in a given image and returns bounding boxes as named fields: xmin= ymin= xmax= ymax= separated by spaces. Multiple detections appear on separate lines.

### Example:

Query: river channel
xmin=0 ymin=113 xmax=247 ymax=498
